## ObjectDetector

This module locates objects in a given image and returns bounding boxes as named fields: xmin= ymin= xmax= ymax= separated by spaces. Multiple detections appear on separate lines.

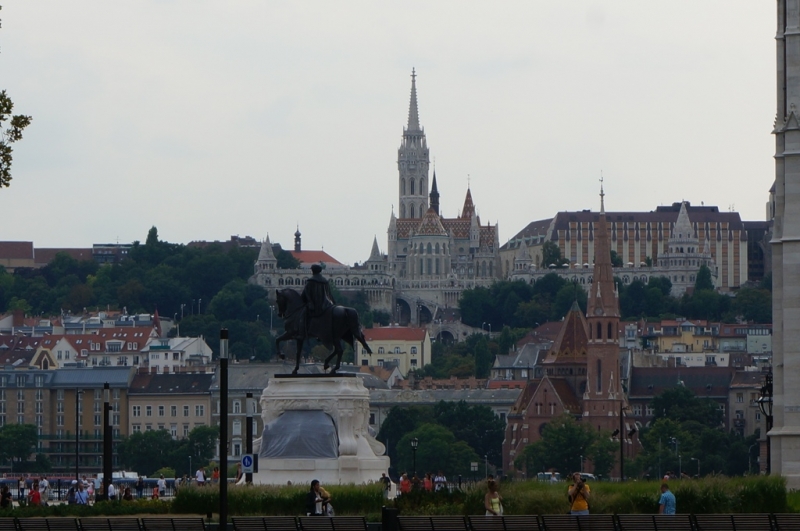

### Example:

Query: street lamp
xmin=219 ymin=329 xmax=230 ymax=531
xmin=411 ymin=437 xmax=419 ymax=478
xmin=75 ymin=389 xmax=83 ymax=480
xmin=269 ymin=305 xmax=275 ymax=335
xmin=188 ymin=455 xmax=192 ymax=479
xmin=669 ymin=437 xmax=681 ymax=478
xmin=690 ymin=457 xmax=700 ymax=478
xmin=579 ymin=455 xmax=583 ymax=474
xmin=758 ymin=372 xmax=773 ymax=474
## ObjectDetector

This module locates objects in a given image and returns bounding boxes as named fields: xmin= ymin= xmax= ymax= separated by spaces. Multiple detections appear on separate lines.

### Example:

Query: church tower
xmin=584 ymin=182 xmax=626 ymax=439
xmin=397 ymin=69 xmax=430 ymax=219
xmin=770 ymin=0 xmax=800 ymax=487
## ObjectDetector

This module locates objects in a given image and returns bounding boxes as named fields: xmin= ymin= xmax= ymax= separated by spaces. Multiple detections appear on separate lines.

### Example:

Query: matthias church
xmin=251 ymin=71 xmax=501 ymax=325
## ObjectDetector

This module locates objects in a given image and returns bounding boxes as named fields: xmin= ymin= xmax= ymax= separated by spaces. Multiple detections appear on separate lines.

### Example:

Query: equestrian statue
xmin=275 ymin=264 xmax=372 ymax=374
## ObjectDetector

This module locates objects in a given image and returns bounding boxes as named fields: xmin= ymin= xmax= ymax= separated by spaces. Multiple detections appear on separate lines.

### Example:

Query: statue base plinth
xmin=249 ymin=375 xmax=389 ymax=485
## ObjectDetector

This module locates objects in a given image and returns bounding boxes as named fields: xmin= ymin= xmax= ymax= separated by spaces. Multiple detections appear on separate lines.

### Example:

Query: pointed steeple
xmin=587 ymin=184 xmax=619 ymax=319
xmin=430 ymin=171 xmax=440 ymax=215
xmin=671 ymin=201 xmax=693 ymax=240
xmin=461 ymin=188 xmax=475 ymax=219
xmin=407 ymin=68 xmax=421 ymax=132
xmin=369 ymin=236 xmax=381 ymax=259
xmin=258 ymin=234 xmax=276 ymax=262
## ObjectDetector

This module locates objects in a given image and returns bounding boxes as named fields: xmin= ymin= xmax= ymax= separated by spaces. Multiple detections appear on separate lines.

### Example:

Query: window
xmin=183 ymin=425 xmax=189 ymax=437
xmin=233 ymin=401 xmax=241 ymax=414
xmin=16 ymin=375 xmax=25 ymax=387
xmin=35 ymin=402 xmax=43 ymax=414
xmin=132 ymin=406 xmax=141 ymax=417
xmin=170 ymin=425 xmax=178 ymax=438
xmin=410 ymin=359 xmax=418 ymax=367
xmin=596 ymin=360 xmax=602 ymax=394
xmin=133 ymin=424 xmax=141 ymax=433
xmin=94 ymin=389 xmax=102 ymax=400
xmin=632 ymin=404 xmax=642 ymax=416
xmin=183 ymin=405 xmax=190 ymax=417
xmin=35 ymin=375 xmax=43 ymax=388
xmin=233 ymin=420 xmax=241 ymax=436
xmin=17 ymin=415 xmax=24 ymax=424
xmin=411 ymin=347 xmax=417 ymax=354
xmin=94 ymin=402 xmax=101 ymax=413
xmin=112 ymin=414 xmax=120 ymax=426
xmin=35 ymin=390 xmax=43 ymax=401
xmin=17 ymin=402 xmax=24 ymax=414
xmin=158 ymin=406 xmax=165 ymax=417
xmin=57 ymin=415 xmax=64 ymax=426
xmin=195 ymin=405 xmax=205 ymax=417
xmin=736 ymin=393 xmax=744 ymax=403
xmin=94 ymin=414 xmax=101 ymax=426
xmin=394 ymin=347 xmax=400 ymax=354
xmin=378 ymin=347 xmax=385 ymax=354
xmin=146 ymin=406 xmax=152 ymax=417
xmin=645 ymin=405 xmax=655 ymax=416
xmin=233 ymin=443 xmax=241 ymax=457
xmin=57 ymin=389 xmax=64 ymax=400
xmin=369 ymin=413 xmax=375 ymax=425
xmin=171 ymin=405 xmax=177 ymax=417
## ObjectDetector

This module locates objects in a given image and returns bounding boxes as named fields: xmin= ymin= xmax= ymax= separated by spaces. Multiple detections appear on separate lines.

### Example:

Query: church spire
xmin=407 ymin=68 xmax=421 ymax=132
xmin=587 ymin=182 xmax=619 ymax=319
xmin=430 ymin=171 xmax=440 ymax=215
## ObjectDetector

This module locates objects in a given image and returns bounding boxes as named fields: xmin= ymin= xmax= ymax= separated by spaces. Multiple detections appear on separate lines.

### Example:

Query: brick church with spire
xmin=251 ymin=70 xmax=500 ymax=327
xmin=503 ymin=184 xmax=635 ymax=478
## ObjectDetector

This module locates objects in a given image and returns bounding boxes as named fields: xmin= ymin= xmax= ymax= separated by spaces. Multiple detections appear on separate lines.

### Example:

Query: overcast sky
xmin=0 ymin=2 xmax=775 ymax=265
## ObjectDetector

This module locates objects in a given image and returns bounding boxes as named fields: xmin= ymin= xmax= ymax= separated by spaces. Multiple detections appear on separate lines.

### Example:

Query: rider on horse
xmin=301 ymin=264 xmax=336 ymax=341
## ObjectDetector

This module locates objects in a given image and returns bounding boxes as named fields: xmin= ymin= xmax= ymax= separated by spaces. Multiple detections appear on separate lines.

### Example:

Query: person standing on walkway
xmin=659 ymin=483 xmax=676 ymax=515
xmin=568 ymin=472 xmax=590 ymax=515
xmin=484 ymin=480 xmax=503 ymax=516
xmin=17 ymin=477 xmax=25 ymax=503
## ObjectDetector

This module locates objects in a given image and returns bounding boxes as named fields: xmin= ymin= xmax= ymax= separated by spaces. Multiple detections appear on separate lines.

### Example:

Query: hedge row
xmin=168 ymin=475 xmax=788 ymax=518
xmin=0 ymin=499 xmax=171 ymax=518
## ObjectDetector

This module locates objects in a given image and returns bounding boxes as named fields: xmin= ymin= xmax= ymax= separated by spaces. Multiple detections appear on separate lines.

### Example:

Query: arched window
xmin=401 ymin=179 xmax=406 ymax=195
xmin=596 ymin=322 xmax=602 ymax=340
xmin=435 ymin=243 xmax=440 ymax=254
xmin=410 ymin=179 xmax=415 ymax=195
xmin=410 ymin=204 xmax=416 ymax=218
xmin=427 ymin=243 xmax=432 ymax=254
xmin=608 ymin=322 xmax=613 ymax=340
xmin=233 ymin=401 xmax=241 ymax=414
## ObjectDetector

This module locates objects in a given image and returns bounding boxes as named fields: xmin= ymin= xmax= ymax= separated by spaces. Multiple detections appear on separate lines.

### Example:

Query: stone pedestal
xmin=248 ymin=375 xmax=389 ymax=485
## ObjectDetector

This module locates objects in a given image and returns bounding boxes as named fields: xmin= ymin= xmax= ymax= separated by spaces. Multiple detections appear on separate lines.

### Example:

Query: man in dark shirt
xmin=306 ymin=480 xmax=323 ymax=516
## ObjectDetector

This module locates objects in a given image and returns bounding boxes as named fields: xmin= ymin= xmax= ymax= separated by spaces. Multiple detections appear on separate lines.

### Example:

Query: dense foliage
xmin=0 ymin=423 xmax=51 ymax=472
xmin=117 ymin=425 xmax=218 ymax=477
xmin=631 ymin=387 xmax=758 ymax=478
xmin=513 ymin=414 xmax=617 ymax=478
xmin=376 ymin=401 xmax=505 ymax=476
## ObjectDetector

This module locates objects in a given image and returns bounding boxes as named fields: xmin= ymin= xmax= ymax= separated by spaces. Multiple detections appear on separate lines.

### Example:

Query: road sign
xmin=241 ymin=454 xmax=256 ymax=474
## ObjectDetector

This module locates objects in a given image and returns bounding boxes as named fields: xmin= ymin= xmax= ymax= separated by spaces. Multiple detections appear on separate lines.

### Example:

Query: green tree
xmin=695 ymin=265 xmax=714 ymax=291
xmin=514 ymin=414 xmax=613 ymax=477
xmin=553 ymin=282 xmax=587 ymax=320
xmin=733 ymin=288 xmax=772 ymax=323
xmin=609 ymin=250 xmax=623 ymax=267
xmin=0 ymin=423 xmax=38 ymax=466
xmin=396 ymin=423 xmax=480 ymax=477
xmin=0 ymin=13 xmax=33 ymax=191
xmin=117 ymin=429 xmax=177 ymax=476
xmin=434 ymin=401 xmax=505 ymax=468
xmin=541 ymin=241 xmax=568 ymax=268
xmin=651 ymin=386 xmax=723 ymax=428
xmin=376 ymin=406 xmax=436 ymax=469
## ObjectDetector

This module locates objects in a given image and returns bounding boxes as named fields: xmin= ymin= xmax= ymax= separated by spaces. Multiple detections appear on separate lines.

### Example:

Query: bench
xmin=141 ymin=518 xmax=206 ymax=531
xmin=773 ymin=514 xmax=800 ymax=531
xmin=16 ymin=519 xmax=80 ymax=531
xmin=0 ymin=518 xmax=16 ymax=531
xmin=299 ymin=517 xmax=368 ymax=531
xmin=469 ymin=516 xmax=542 ymax=531
xmin=695 ymin=514 xmax=773 ymax=531
xmin=540 ymin=514 xmax=618 ymax=531
xmin=79 ymin=519 xmax=143 ymax=531
xmin=617 ymin=515 xmax=694 ymax=531
xmin=233 ymin=517 xmax=299 ymax=531
xmin=397 ymin=517 xmax=469 ymax=531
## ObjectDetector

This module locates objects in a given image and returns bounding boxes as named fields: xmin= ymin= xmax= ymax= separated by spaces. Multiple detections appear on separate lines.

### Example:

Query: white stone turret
xmin=255 ymin=235 xmax=277 ymax=274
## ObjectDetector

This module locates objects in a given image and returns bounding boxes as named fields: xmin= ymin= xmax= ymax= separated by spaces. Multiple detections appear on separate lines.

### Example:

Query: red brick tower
xmin=584 ymin=182 xmax=628 ymax=458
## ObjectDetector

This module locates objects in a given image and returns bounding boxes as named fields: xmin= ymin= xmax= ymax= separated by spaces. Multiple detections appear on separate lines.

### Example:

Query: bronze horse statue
xmin=274 ymin=288 xmax=372 ymax=374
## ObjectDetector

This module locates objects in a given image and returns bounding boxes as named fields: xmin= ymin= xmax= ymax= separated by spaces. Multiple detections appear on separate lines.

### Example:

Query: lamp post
xmin=220 ymin=329 xmax=230 ymax=531
xmin=269 ymin=305 xmax=275 ymax=335
xmin=669 ymin=437 xmax=681 ymax=478
xmin=690 ymin=458 xmax=700 ymax=478
xmin=485 ymin=454 xmax=488 ymax=479
xmin=619 ymin=403 xmax=629 ymax=481
xmin=411 ymin=437 xmax=419 ymax=478
xmin=580 ymin=455 xmax=583 ymax=474
xmin=75 ymin=389 xmax=82 ymax=480
xmin=758 ymin=372 xmax=773 ymax=474
xmin=188 ymin=455 xmax=192 ymax=479
xmin=181 ymin=303 xmax=185 ymax=319
xmin=245 ymin=392 xmax=253 ymax=484
xmin=102 ymin=383 xmax=111 ymax=501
